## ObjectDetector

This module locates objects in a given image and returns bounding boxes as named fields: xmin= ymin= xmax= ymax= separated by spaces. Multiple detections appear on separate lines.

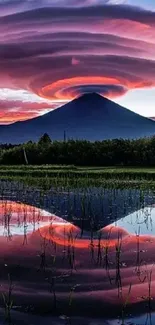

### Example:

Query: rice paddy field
xmin=0 ymin=166 xmax=155 ymax=324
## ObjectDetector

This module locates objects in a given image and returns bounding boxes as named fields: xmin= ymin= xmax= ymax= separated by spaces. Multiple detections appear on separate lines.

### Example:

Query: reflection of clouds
xmin=0 ymin=200 xmax=54 ymax=236
xmin=2 ymin=220 xmax=50 ymax=236
xmin=2 ymin=199 xmax=155 ymax=316
xmin=39 ymin=221 xmax=130 ymax=248
xmin=0 ymin=199 xmax=131 ymax=247
xmin=0 ymin=200 xmax=155 ymax=241
xmin=112 ymin=206 xmax=154 ymax=235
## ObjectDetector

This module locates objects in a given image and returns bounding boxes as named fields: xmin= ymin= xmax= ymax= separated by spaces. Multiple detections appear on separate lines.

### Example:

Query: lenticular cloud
xmin=0 ymin=0 xmax=154 ymax=122
xmin=0 ymin=0 xmax=126 ymax=8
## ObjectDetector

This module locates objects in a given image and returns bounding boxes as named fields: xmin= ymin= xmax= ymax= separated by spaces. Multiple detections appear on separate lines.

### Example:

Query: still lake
xmin=0 ymin=180 xmax=154 ymax=324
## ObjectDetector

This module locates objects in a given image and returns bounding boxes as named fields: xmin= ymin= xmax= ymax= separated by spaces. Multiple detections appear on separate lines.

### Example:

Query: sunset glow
xmin=0 ymin=0 xmax=155 ymax=123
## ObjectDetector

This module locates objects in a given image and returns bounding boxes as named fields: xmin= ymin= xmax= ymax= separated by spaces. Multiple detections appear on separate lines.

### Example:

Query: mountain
xmin=1 ymin=92 xmax=155 ymax=144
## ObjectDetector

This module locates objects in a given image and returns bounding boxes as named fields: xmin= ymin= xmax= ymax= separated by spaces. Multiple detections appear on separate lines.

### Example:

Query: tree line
xmin=0 ymin=133 xmax=155 ymax=166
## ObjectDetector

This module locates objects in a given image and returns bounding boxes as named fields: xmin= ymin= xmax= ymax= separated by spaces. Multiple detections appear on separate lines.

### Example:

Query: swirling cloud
xmin=39 ymin=76 xmax=129 ymax=100
xmin=0 ymin=1 xmax=154 ymax=122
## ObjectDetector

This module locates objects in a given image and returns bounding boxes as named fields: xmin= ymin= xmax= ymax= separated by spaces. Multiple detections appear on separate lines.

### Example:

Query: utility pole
xmin=23 ymin=147 xmax=28 ymax=165
xmin=64 ymin=130 xmax=66 ymax=142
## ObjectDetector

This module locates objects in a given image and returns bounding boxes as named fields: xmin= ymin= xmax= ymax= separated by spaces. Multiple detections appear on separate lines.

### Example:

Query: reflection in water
xmin=0 ymin=198 xmax=155 ymax=324
xmin=0 ymin=201 xmax=53 ymax=237
xmin=112 ymin=206 xmax=154 ymax=235
xmin=1 ymin=181 xmax=155 ymax=230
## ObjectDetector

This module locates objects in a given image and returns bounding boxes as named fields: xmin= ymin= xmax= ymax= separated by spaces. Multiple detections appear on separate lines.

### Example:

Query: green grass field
xmin=1 ymin=165 xmax=155 ymax=182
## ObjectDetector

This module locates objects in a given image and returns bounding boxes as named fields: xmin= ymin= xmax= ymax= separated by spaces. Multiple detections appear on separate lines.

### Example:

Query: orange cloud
xmin=38 ymin=75 xmax=154 ymax=102
xmin=0 ymin=100 xmax=57 ymax=124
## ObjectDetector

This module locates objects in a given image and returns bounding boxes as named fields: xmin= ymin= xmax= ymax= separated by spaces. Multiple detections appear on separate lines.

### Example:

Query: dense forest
xmin=0 ymin=133 xmax=155 ymax=166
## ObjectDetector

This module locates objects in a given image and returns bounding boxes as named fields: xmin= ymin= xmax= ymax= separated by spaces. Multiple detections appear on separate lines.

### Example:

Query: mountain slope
xmin=0 ymin=93 xmax=155 ymax=143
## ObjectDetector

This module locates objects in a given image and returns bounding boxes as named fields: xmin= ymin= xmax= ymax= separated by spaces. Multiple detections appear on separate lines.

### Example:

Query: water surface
xmin=0 ymin=181 xmax=154 ymax=324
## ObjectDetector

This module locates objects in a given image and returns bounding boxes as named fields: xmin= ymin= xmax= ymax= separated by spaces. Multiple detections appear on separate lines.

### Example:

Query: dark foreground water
xmin=0 ymin=180 xmax=154 ymax=324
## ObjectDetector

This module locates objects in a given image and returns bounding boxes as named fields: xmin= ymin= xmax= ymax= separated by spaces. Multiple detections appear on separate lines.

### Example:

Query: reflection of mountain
xmin=0 ymin=199 xmax=153 ymax=248
xmin=1 ymin=181 xmax=154 ymax=231
xmin=1 ymin=93 xmax=155 ymax=143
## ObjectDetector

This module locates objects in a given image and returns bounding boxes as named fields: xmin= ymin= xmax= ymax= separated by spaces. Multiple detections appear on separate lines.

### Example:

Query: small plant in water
xmin=115 ymin=231 xmax=122 ymax=297
xmin=2 ymin=273 xmax=14 ymax=324
xmin=145 ymin=263 xmax=154 ymax=311
xmin=38 ymin=231 xmax=48 ymax=272
xmin=67 ymin=228 xmax=77 ymax=272
xmin=121 ymin=283 xmax=132 ymax=325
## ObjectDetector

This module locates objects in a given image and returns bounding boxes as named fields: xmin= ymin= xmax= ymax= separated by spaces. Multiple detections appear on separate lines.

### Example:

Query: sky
xmin=0 ymin=0 xmax=155 ymax=124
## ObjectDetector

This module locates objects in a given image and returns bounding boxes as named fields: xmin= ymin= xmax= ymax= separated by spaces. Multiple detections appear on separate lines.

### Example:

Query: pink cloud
xmin=71 ymin=57 xmax=80 ymax=65
xmin=0 ymin=100 xmax=57 ymax=124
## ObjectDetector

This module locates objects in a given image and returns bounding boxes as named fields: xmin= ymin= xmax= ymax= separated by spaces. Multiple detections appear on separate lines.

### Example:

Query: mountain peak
xmin=78 ymin=92 xmax=106 ymax=101
xmin=1 ymin=90 xmax=155 ymax=144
